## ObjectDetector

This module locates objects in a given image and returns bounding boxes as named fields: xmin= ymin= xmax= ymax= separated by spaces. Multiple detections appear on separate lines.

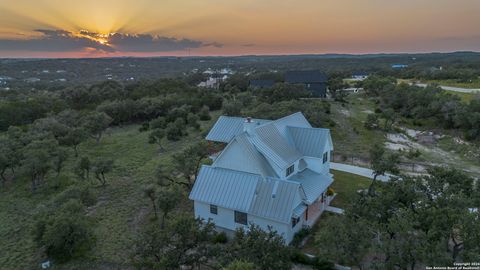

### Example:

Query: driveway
xmin=415 ymin=83 xmax=480 ymax=94
xmin=331 ymin=162 xmax=392 ymax=182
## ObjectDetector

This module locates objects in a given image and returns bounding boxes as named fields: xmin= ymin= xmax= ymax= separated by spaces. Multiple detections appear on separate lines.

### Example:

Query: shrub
xmin=33 ymin=199 xmax=95 ymax=262
xmin=212 ymin=231 xmax=228 ymax=244
xmin=54 ymin=185 xmax=97 ymax=207
xmin=291 ymin=228 xmax=311 ymax=247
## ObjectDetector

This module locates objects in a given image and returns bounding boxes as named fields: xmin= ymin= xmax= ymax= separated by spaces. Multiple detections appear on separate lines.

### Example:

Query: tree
xmin=0 ymin=136 xmax=21 ymax=185
xmin=368 ymin=144 xmax=399 ymax=195
xmin=142 ymin=184 xmax=158 ymax=219
xmin=198 ymin=105 xmax=211 ymax=121
xmin=157 ymin=185 xmax=183 ymax=228
xmin=165 ymin=118 xmax=187 ymax=141
xmin=82 ymin=111 xmax=112 ymax=144
xmin=54 ymin=148 xmax=68 ymax=176
xmin=381 ymin=108 xmax=397 ymax=130
xmin=92 ymin=158 xmax=114 ymax=186
xmin=33 ymin=199 xmax=95 ymax=262
xmin=172 ymin=141 xmax=209 ymax=188
xmin=133 ymin=215 xmax=218 ymax=269
xmin=223 ymin=100 xmax=242 ymax=116
xmin=187 ymin=113 xmax=200 ymax=130
xmin=226 ymin=225 xmax=293 ymax=270
xmin=22 ymin=137 xmax=59 ymax=191
xmin=315 ymin=216 xmax=371 ymax=269
xmin=148 ymin=128 xmax=166 ymax=150
xmin=75 ymin=156 xmax=91 ymax=180
xmin=328 ymin=77 xmax=348 ymax=102
xmin=61 ymin=127 xmax=87 ymax=157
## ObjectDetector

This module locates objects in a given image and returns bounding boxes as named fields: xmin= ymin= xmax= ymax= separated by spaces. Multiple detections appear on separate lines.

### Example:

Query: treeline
xmin=0 ymin=79 xmax=223 ymax=130
xmin=363 ymin=76 xmax=480 ymax=140
xmin=316 ymin=167 xmax=480 ymax=268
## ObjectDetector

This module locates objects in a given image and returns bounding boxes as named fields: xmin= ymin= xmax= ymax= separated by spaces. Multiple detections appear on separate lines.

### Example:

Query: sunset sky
xmin=0 ymin=0 xmax=479 ymax=57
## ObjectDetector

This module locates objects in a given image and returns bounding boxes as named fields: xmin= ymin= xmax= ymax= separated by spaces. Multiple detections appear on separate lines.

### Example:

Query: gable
xmin=213 ymin=133 xmax=278 ymax=178
xmin=287 ymin=126 xmax=332 ymax=158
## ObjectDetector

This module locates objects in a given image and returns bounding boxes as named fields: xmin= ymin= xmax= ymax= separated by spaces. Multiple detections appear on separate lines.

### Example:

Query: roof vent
xmin=243 ymin=117 xmax=255 ymax=134
xmin=272 ymin=181 xmax=279 ymax=198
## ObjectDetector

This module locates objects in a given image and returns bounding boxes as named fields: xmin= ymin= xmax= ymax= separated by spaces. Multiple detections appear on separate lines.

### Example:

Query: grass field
xmin=329 ymin=94 xmax=386 ymax=159
xmin=0 ymin=115 xmax=218 ymax=270
xmin=444 ymin=90 xmax=479 ymax=103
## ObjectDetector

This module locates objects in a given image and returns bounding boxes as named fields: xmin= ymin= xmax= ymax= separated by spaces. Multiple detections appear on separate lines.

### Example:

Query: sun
xmin=76 ymin=30 xmax=111 ymax=46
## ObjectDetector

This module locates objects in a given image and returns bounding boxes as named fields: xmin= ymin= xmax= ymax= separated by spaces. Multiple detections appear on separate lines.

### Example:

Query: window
xmin=234 ymin=211 xmax=248 ymax=225
xmin=291 ymin=217 xmax=300 ymax=228
xmin=322 ymin=152 xmax=328 ymax=164
xmin=286 ymin=164 xmax=295 ymax=177
xmin=210 ymin=204 xmax=218 ymax=215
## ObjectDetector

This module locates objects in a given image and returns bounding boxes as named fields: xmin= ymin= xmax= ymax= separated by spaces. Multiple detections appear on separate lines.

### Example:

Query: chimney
xmin=243 ymin=117 xmax=255 ymax=134
xmin=271 ymin=181 xmax=279 ymax=198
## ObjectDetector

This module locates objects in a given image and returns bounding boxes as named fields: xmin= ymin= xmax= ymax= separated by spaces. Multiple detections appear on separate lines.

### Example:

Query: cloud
xmin=0 ymin=29 xmax=114 ymax=52
xmin=0 ymin=29 xmax=221 ymax=53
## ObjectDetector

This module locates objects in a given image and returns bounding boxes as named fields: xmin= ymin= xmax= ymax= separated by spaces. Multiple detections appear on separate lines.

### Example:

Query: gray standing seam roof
xmin=206 ymin=116 xmax=271 ymax=143
xmin=287 ymin=126 xmax=331 ymax=158
xmin=290 ymin=169 xmax=333 ymax=204
xmin=189 ymin=166 xmax=261 ymax=212
xmin=249 ymin=178 xmax=302 ymax=223
xmin=251 ymin=123 xmax=302 ymax=169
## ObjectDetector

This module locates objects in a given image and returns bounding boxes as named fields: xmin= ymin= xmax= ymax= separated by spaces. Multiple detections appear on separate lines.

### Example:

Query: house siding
xmin=194 ymin=201 xmax=296 ymax=243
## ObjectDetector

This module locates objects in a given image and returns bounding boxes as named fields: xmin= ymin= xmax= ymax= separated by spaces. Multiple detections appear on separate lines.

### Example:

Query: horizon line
xmin=1 ymin=50 xmax=480 ymax=60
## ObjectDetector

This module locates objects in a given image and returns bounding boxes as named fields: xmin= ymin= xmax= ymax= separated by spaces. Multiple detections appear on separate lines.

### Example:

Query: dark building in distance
xmin=249 ymin=79 xmax=276 ymax=89
xmin=285 ymin=70 xmax=328 ymax=97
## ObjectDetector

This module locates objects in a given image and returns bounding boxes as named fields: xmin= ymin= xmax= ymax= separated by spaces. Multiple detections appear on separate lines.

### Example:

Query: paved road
xmin=331 ymin=162 xmax=392 ymax=182
xmin=415 ymin=83 xmax=480 ymax=94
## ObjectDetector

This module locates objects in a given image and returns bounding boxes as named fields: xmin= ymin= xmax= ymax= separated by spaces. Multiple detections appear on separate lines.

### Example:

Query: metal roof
xmin=290 ymin=169 xmax=333 ymax=204
xmin=213 ymin=133 xmax=278 ymax=178
xmin=206 ymin=116 xmax=271 ymax=143
xmin=249 ymin=79 xmax=275 ymax=88
xmin=189 ymin=166 xmax=261 ymax=212
xmin=287 ymin=126 xmax=331 ymax=158
xmin=251 ymin=123 xmax=302 ymax=169
xmin=285 ymin=70 xmax=327 ymax=84
xmin=292 ymin=203 xmax=307 ymax=218
xmin=249 ymin=178 xmax=302 ymax=223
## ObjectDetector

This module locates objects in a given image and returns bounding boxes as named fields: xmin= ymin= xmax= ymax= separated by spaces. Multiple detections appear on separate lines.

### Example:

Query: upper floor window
xmin=291 ymin=216 xmax=300 ymax=228
xmin=323 ymin=152 xmax=328 ymax=164
xmin=210 ymin=204 xmax=218 ymax=215
xmin=234 ymin=211 xmax=248 ymax=225
xmin=286 ymin=164 xmax=295 ymax=177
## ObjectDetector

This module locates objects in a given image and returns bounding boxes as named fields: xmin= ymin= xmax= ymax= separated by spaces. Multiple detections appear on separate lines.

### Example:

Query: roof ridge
xmin=287 ymin=125 xmax=330 ymax=131
xmin=203 ymin=164 xmax=264 ymax=178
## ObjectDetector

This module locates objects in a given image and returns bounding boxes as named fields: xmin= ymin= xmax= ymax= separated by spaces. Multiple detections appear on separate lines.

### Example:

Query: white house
xmin=189 ymin=112 xmax=335 ymax=244
xmin=351 ymin=72 xmax=369 ymax=81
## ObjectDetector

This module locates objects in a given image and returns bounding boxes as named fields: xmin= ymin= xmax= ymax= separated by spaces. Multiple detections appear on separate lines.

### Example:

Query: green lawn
xmin=444 ymin=90 xmax=479 ymax=103
xmin=330 ymin=170 xmax=371 ymax=209
xmin=0 ymin=115 xmax=219 ymax=270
